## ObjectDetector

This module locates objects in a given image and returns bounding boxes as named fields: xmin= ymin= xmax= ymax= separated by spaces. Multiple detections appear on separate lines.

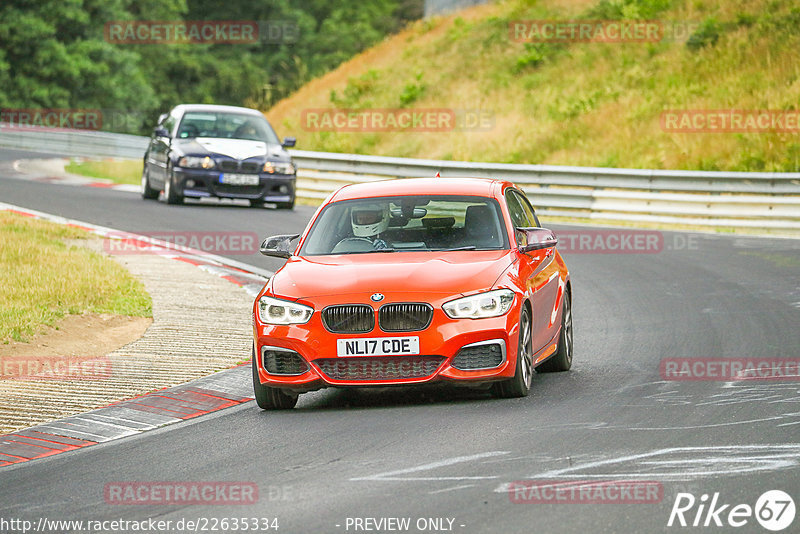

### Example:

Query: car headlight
xmin=263 ymin=161 xmax=295 ymax=174
xmin=258 ymin=296 xmax=313 ymax=325
xmin=178 ymin=156 xmax=215 ymax=169
xmin=443 ymin=289 xmax=515 ymax=319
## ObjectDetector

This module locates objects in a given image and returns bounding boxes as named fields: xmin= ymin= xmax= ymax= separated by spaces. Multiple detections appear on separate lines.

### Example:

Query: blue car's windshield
xmin=176 ymin=112 xmax=280 ymax=144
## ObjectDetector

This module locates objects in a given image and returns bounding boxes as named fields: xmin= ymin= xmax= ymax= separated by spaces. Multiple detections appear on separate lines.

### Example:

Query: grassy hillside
xmin=266 ymin=0 xmax=800 ymax=172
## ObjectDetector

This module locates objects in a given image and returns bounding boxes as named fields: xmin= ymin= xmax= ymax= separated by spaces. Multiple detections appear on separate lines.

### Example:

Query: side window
xmin=505 ymin=190 xmax=532 ymax=228
xmin=516 ymin=190 xmax=541 ymax=227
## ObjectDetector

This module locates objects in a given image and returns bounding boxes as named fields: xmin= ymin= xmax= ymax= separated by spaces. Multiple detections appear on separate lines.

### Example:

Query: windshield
xmin=176 ymin=111 xmax=280 ymax=143
xmin=300 ymin=195 xmax=509 ymax=255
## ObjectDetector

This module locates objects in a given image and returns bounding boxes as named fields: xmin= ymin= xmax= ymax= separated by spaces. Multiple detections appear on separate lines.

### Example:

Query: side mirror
xmin=516 ymin=227 xmax=558 ymax=253
xmin=154 ymin=126 xmax=169 ymax=138
xmin=281 ymin=137 xmax=296 ymax=148
xmin=260 ymin=234 xmax=300 ymax=259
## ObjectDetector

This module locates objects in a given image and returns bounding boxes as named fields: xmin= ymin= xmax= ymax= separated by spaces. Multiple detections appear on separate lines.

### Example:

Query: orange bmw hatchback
xmin=252 ymin=177 xmax=572 ymax=409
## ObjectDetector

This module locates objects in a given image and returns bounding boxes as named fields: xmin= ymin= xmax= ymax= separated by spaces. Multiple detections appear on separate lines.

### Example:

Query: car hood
xmin=270 ymin=250 xmax=516 ymax=300
xmin=174 ymin=138 xmax=289 ymax=161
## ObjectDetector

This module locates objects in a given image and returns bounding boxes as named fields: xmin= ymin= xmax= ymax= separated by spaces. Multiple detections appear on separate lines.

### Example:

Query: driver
xmin=234 ymin=121 xmax=259 ymax=139
xmin=350 ymin=203 xmax=390 ymax=250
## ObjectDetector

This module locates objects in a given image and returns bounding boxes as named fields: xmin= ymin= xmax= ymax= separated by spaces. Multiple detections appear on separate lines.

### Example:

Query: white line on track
xmin=427 ymin=484 xmax=475 ymax=494
xmin=350 ymin=451 xmax=510 ymax=482
xmin=492 ymin=444 xmax=800 ymax=493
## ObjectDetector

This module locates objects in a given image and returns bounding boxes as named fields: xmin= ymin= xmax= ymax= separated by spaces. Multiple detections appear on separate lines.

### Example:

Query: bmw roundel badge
xmin=370 ymin=293 xmax=384 ymax=302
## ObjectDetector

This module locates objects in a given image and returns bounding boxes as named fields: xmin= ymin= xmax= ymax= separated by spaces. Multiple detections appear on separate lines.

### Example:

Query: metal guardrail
xmin=1 ymin=126 xmax=799 ymax=231
xmin=292 ymin=151 xmax=800 ymax=230
xmin=0 ymin=125 xmax=149 ymax=159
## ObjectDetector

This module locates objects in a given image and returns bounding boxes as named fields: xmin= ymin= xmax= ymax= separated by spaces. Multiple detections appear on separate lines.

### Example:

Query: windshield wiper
xmin=339 ymin=248 xmax=397 ymax=254
xmin=437 ymin=246 xmax=477 ymax=251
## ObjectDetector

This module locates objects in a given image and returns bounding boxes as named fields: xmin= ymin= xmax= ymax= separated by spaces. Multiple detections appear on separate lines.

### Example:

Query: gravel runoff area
xmin=0 ymin=235 xmax=259 ymax=435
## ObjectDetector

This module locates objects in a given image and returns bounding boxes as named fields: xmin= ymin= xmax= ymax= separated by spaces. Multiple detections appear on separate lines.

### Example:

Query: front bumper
xmin=173 ymin=168 xmax=295 ymax=202
xmin=253 ymin=293 xmax=522 ymax=391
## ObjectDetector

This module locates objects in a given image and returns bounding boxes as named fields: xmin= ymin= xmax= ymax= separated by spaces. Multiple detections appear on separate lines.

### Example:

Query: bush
xmin=687 ymin=17 xmax=721 ymax=51
xmin=399 ymin=75 xmax=426 ymax=106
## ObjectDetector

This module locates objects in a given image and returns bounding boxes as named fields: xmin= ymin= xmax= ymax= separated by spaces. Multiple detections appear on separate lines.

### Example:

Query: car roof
xmin=172 ymin=104 xmax=265 ymax=117
xmin=329 ymin=177 xmax=513 ymax=202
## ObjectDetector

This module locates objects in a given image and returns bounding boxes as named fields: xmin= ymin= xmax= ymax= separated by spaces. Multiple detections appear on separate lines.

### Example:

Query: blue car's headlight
xmin=258 ymin=296 xmax=313 ymax=325
xmin=263 ymin=161 xmax=295 ymax=174
xmin=443 ymin=289 xmax=515 ymax=319
xmin=178 ymin=156 xmax=215 ymax=169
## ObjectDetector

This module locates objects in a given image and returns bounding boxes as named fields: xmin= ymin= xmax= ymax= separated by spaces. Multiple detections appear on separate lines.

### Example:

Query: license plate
xmin=220 ymin=173 xmax=259 ymax=186
xmin=337 ymin=337 xmax=420 ymax=357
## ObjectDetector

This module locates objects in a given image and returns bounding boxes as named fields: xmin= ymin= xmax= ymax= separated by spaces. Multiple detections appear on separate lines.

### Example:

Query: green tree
xmin=0 ymin=0 xmax=423 ymax=133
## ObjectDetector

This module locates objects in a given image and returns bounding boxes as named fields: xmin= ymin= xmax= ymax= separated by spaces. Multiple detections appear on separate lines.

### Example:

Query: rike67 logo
xmin=668 ymin=490 xmax=795 ymax=531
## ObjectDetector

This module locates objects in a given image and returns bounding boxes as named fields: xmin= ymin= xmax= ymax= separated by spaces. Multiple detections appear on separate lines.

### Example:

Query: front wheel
xmin=141 ymin=166 xmax=159 ymax=199
xmin=275 ymin=198 xmax=295 ymax=210
xmin=164 ymin=165 xmax=183 ymax=205
xmin=252 ymin=347 xmax=298 ymax=410
xmin=492 ymin=306 xmax=533 ymax=398
xmin=538 ymin=291 xmax=573 ymax=372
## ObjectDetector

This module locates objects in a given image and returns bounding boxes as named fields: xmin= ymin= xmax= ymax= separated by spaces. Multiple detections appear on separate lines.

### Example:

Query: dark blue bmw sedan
xmin=142 ymin=104 xmax=297 ymax=209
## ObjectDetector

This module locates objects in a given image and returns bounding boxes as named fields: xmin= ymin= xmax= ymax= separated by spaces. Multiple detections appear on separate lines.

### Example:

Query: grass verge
xmin=65 ymin=159 xmax=143 ymax=185
xmin=0 ymin=212 xmax=152 ymax=343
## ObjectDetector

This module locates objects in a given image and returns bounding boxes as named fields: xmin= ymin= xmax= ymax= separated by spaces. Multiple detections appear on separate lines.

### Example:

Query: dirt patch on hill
xmin=0 ymin=313 xmax=151 ymax=359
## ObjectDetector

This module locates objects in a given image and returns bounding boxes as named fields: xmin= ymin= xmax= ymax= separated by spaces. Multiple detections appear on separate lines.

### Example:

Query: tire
xmin=141 ymin=166 xmax=159 ymax=199
xmin=252 ymin=347 xmax=298 ymax=410
xmin=275 ymin=198 xmax=295 ymax=210
xmin=538 ymin=291 xmax=573 ymax=373
xmin=164 ymin=164 xmax=183 ymax=205
xmin=492 ymin=306 xmax=533 ymax=398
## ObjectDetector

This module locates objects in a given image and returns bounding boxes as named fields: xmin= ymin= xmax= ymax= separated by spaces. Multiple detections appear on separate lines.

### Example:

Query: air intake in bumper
xmin=262 ymin=346 xmax=309 ymax=375
xmin=451 ymin=340 xmax=506 ymax=370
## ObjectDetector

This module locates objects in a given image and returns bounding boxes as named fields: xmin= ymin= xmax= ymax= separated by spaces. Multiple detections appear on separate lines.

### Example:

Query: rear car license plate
xmin=220 ymin=173 xmax=259 ymax=186
xmin=337 ymin=337 xmax=420 ymax=357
